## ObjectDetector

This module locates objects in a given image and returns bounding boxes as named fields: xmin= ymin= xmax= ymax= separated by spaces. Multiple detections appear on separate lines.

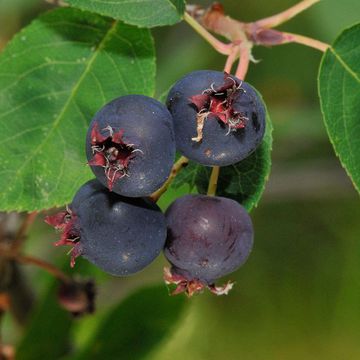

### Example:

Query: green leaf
xmin=0 ymin=8 xmax=155 ymax=211
xmin=16 ymin=275 xmax=73 ymax=359
xmin=64 ymin=0 xmax=185 ymax=28
xmin=172 ymin=110 xmax=273 ymax=212
xmin=73 ymin=285 xmax=186 ymax=360
xmin=318 ymin=23 xmax=360 ymax=195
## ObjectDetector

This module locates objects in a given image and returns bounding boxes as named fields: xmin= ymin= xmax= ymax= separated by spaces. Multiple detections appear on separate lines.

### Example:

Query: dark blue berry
xmin=163 ymin=194 xmax=253 ymax=296
xmin=45 ymin=180 xmax=167 ymax=276
xmin=167 ymin=70 xmax=266 ymax=166
xmin=86 ymin=95 xmax=176 ymax=197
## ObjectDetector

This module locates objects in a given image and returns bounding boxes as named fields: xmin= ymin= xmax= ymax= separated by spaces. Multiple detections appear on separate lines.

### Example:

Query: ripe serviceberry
xmin=86 ymin=95 xmax=175 ymax=197
xmin=167 ymin=70 xmax=266 ymax=166
xmin=164 ymin=194 xmax=254 ymax=296
xmin=45 ymin=180 xmax=167 ymax=276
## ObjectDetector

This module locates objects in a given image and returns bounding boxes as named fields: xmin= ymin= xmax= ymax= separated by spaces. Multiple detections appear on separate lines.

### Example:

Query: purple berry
xmin=167 ymin=70 xmax=266 ymax=166
xmin=45 ymin=180 xmax=167 ymax=276
xmin=163 ymin=194 xmax=253 ymax=296
xmin=86 ymin=95 xmax=176 ymax=197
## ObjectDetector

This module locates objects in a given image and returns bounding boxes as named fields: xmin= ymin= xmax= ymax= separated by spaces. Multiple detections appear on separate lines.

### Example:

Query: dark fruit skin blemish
xmin=45 ymin=180 xmax=167 ymax=276
xmin=86 ymin=95 xmax=176 ymax=197
xmin=167 ymin=70 xmax=266 ymax=166
xmin=163 ymin=194 xmax=254 ymax=296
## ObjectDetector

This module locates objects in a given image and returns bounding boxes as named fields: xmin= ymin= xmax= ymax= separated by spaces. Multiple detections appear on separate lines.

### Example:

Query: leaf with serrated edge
xmin=64 ymin=0 xmax=185 ymax=28
xmin=171 ymin=109 xmax=273 ymax=212
xmin=0 ymin=8 xmax=155 ymax=211
xmin=318 ymin=23 xmax=360 ymax=195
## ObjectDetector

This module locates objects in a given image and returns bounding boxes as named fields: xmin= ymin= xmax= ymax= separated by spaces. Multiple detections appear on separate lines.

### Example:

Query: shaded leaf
xmin=16 ymin=273 xmax=73 ymax=359
xmin=64 ymin=0 xmax=185 ymax=28
xmin=318 ymin=23 xmax=360 ymax=194
xmin=0 ymin=8 xmax=155 ymax=211
xmin=73 ymin=285 xmax=186 ymax=360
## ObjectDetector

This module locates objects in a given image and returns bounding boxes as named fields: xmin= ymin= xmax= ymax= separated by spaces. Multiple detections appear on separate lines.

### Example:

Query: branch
xmin=0 ymin=248 xmax=70 ymax=284
xmin=184 ymin=12 xmax=232 ymax=55
xmin=186 ymin=1 xmax=329 ymax=56
xmin=11 ymin=212 xmax=38 ymax=252
xmin=255 ymin=0 xmax=321 ymax=29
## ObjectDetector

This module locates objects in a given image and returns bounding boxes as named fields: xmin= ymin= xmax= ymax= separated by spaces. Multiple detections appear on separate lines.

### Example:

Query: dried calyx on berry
xmin=190 ymin=72 xmax=248 ymax=142
xmin=45 ymin=207 xmax=81 ymax=268
xmin=164 ymin=267 xmax=234 ymax=297
xmin=88 ymin=123 xmax=141 ymax=191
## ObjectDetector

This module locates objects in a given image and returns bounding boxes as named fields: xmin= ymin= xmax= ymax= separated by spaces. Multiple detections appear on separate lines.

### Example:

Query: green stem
xmin=150 ymin=156 xmax=189 ymax=202
xmin=207 ymin=166 xmax=220 ymax=196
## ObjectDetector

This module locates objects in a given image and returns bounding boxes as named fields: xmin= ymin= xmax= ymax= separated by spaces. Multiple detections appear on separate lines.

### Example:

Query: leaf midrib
xmin=330 ymin=47 xmax=360 ymax=83
xmin=0 ymin=20 xmax=118 ymax=200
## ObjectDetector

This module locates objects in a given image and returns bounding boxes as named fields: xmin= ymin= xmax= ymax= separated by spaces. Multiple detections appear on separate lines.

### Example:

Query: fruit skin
xmin=46 ymin=179 xmax=167 ymax=276
xmin=164 ymin=194 xmax=253 ymax=295
xmin=166 ymin=70 xmax=266 ymax=166
xmin=86 ymin=95 xmax=176 ymax=197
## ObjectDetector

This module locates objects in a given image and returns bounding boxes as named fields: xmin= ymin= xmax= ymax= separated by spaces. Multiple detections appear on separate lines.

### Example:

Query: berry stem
xmin=0 ymin=248 xmax=70 ymax=284
xmin=11 ymin=212 xmax=38 ymax=252
xmin=254 ymin=0 xmax=321 ymax=29
xmin=224 ymin=46 xmax=240 ymax=73
xmin=150 ymin=156 xmax=189 ymax=202
xmin=207 ymin=166 xmax=220 ymax=196
xmin=206 ymin=42 xmax=251 ymax=197
xmin=183 ymin=12 xmax=232 ymax=55
xmin=280 ymin=31 xmax=329 ymax=52
xmin=185 ymin=1 xmax=329 ymax=55
xmin=235 ymin=44 xmax=250 ymax=79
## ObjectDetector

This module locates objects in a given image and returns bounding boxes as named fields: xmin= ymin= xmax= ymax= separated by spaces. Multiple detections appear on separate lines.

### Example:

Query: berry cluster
xmin=46 ymin=70 xmax=266 ymax=296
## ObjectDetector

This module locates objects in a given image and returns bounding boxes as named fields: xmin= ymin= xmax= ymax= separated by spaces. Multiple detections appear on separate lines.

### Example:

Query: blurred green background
xmin=1 ymin=0 xmax=360 ymax=359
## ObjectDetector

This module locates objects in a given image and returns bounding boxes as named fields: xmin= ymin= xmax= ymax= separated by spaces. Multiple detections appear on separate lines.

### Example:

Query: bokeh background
xmin=1 ymin=0 xmax=360 ymax=359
